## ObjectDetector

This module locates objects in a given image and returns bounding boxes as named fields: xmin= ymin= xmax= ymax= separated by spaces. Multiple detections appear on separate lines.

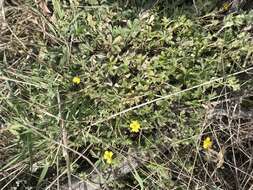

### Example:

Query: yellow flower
xmin=129 ymin=120 xmax=141 ymax=133
xmin=103 ymin=150 xmax=113 ymax=164
xmin=203 ymin=137 xmax=212 ymax=150
xmin=72 ymin=76 xmax=81 ymax=84
xmin=223 ymin=2 xmax=230 ymax=11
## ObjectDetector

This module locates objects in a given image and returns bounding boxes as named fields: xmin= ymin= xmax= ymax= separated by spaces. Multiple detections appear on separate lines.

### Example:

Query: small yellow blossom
xmin=203 ymin=137 xmax=212 ymax=150
xmin=129 ymin=120 xmax=141 ymax=133
xmin=223 ymin=2 xmax=230 ymax=11
xmin=103 ymin=150 xmax=113 ymax=164
xmin=72 ymin=76 xmax=81 ymax=84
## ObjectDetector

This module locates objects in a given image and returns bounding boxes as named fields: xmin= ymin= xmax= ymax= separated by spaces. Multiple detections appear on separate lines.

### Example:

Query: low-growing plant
xmin=1 ymin=0 xmax=253 ymax=189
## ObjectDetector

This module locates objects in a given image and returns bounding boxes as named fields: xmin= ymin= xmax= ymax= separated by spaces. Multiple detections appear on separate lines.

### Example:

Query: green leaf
xmin=37 ymin=161 xmax=50 ymax=187
xmin=132 ymin=167 xmax=144 ymax=190
xmin=87 ymin=0 xmax=98 ymax=5
xmin=52 ymin=0 xmax=65 ymax=19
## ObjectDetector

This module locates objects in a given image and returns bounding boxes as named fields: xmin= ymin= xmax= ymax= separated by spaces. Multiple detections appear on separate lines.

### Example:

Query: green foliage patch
xmin=1 ymin=0 xmax=253 ymax=189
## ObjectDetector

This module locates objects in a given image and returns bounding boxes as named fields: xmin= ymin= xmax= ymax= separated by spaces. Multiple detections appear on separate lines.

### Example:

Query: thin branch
xmin=57 ymin=90 xmax=72 ymax=190
xmin=192 ymin=0 xmax=199 ymax=15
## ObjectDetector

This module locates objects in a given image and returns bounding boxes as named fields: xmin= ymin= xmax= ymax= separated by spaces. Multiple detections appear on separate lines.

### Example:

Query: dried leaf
xmin=36 ymin=0 xmax=51 ymax=16
xmin=216 ymin=147 xmax=225 ymax=168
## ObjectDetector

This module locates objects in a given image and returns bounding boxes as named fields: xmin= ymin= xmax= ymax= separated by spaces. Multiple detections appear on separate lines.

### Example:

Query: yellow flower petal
xmin=129 ymin=120 xmax=141 ymax=133
xmin=72 ymin=76 xmax=81 ymax=84
xmin=103 ymin=150 xmax=113 ymax=164
xmin=203 ymin=137 xmax=212 ymax=150
xmin=223 ymin=2 xmax=230 ymax=11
